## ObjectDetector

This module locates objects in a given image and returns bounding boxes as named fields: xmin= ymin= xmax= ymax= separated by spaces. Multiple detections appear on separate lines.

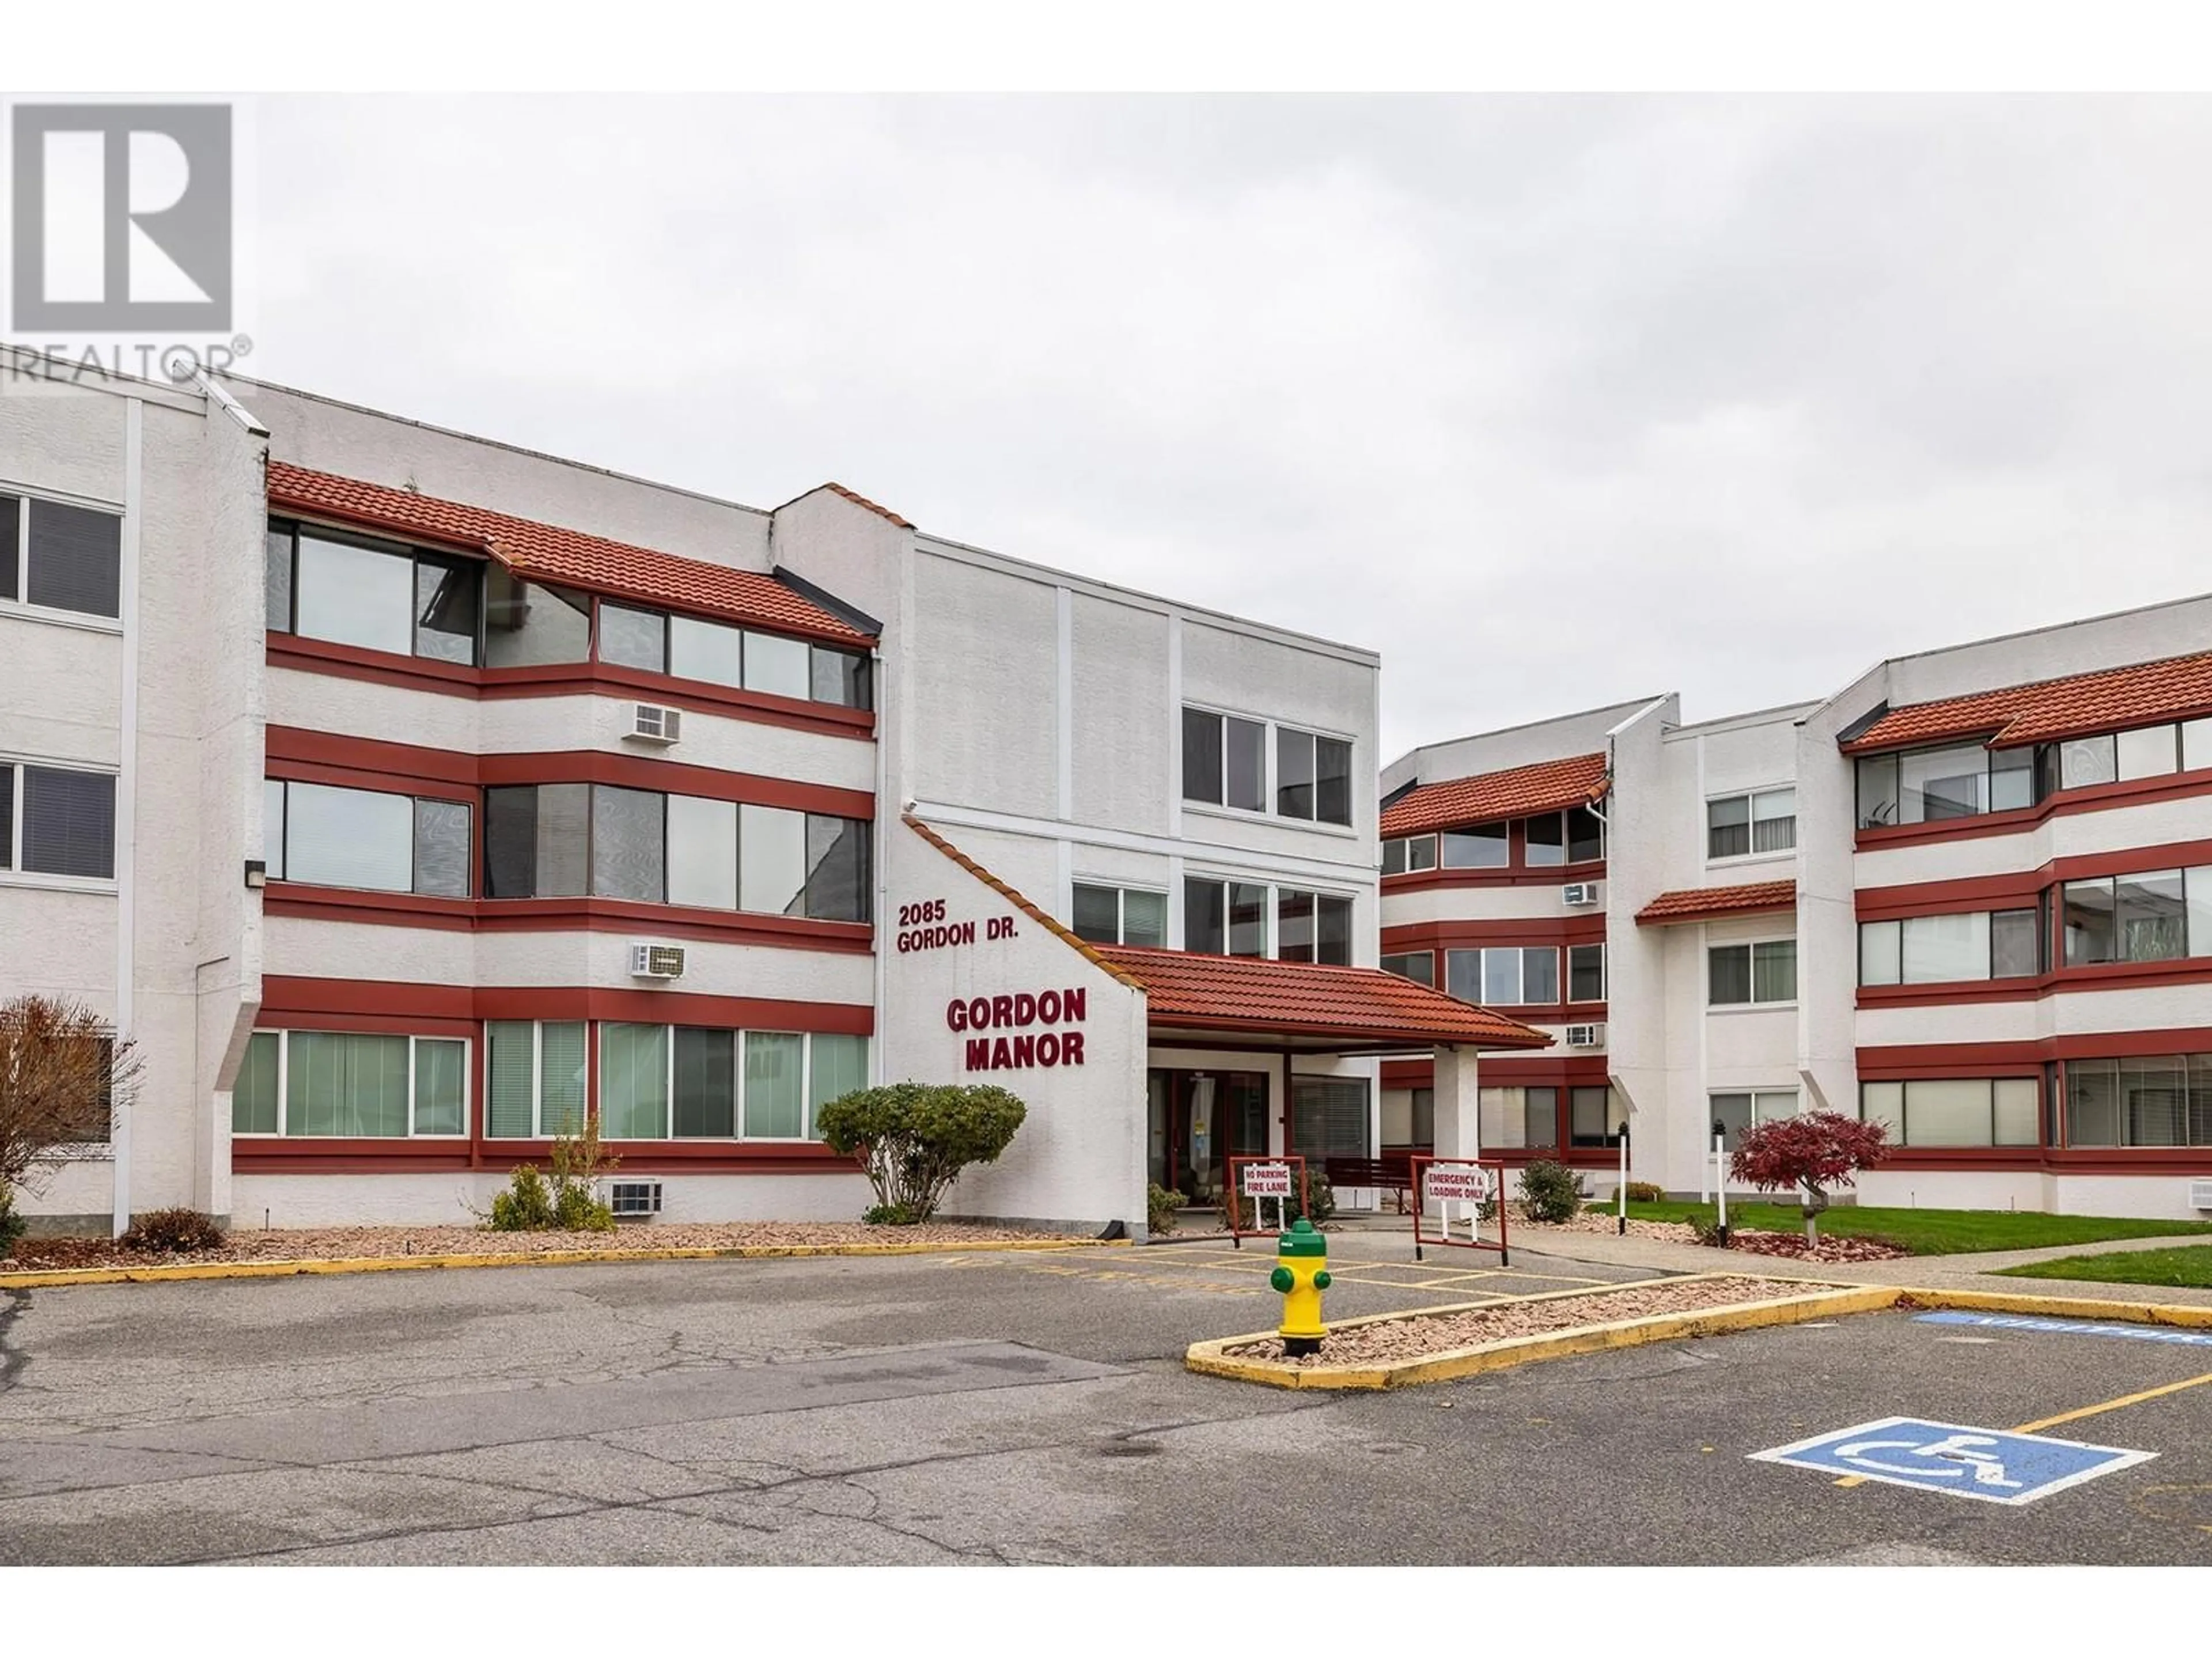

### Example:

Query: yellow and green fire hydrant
xmin=1268 ymin=1216 xmax=1332 ymax=1357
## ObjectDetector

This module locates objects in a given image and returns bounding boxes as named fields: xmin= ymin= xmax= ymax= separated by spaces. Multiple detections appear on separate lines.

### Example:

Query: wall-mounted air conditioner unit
xmin=609 ymin=1180 xmax=664 ymax=1219
xmin=1562 ymin=882 xmax=1600 ymax=906
xmin=2191 ymin=1180 xmax=2212 ymax=1213
xmin=1565 ymin=1023 xmax=1605 ymax=1048
xmin=628 ymin=942 xmax=688 ymax=980
xmin=629 ymin=703 xmax=682 ymax=744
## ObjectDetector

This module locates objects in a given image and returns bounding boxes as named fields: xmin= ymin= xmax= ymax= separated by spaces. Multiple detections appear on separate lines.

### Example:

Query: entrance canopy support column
xmin=1432 ymin=1044 xmax=1480 ymax=1161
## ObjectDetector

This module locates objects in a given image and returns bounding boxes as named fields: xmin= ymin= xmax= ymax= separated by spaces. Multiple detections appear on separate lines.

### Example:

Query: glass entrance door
xmin=1146 ymin=1069 xmax=1271 ymax=1206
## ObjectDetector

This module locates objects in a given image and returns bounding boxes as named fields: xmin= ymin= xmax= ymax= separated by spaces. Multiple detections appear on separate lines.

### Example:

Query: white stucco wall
xmin=880 ymin=822 xmax=1148 ymax=1233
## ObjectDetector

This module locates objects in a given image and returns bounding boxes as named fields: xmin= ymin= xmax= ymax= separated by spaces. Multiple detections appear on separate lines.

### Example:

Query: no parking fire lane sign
xmin=1750 ymin=1416 xmax=2155 ymax=1505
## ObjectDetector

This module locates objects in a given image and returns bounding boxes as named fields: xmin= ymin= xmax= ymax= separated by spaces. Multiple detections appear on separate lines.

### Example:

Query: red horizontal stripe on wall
xmin=258 ymin=975 xmax=874 ymax=1034
xmin=1383 ymin=915 xmax=1608 ymax=949
xmin=1475 ymin=1057 xmax=1614 ymax=1086
xmin=262 ymin=887 xmax=875 ymax=952
xmin=1856 ymin=957 xmax=2212 ymax=1008
xmin=1382 ymin=862 xmax=1604 ymax=894
xmin=1869 ymin=1147 xmax=2212 ymax=1176
xmin=267 ymin=726 xmax=874 ymax=817
xmin=269 ymin=635 xmax=876 ymax=741
xmin=232 ymin=1142 xmax=855 ymax=1175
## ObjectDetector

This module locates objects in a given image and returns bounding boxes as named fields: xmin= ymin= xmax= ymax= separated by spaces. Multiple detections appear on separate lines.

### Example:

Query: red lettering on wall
xmin=965 ymin=1036 xmax=991 ymax=1069
xmin=1061 ymin=1032 xmax=1084 ymax=1066
xmin=1065 ymin=987 xmax=1085 ymax=1022
xmin=1012 ymin=1034 xmax=1035 ymax=1067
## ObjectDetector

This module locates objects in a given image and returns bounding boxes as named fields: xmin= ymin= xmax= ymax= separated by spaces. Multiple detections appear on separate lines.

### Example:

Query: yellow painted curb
xmin=1184 ymin=1278 xmax=2212 ymax=1391
xmin=1185 ymin=1275 xmax=1895 ymax=1391
xmin=0 ymin=1235 xmax=1127 ymax=1291
xmin=1890 ymin=1285 xmax=2212 ymax=1330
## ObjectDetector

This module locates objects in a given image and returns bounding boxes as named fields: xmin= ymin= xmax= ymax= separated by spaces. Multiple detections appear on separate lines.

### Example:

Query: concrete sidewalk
xmin=1331 ymin=1209 xmax=2212 ymax=1308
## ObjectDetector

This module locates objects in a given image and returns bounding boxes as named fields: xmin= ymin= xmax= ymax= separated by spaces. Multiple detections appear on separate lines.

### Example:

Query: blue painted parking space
xmin=1749 ymin=1416 xmax=2156 ymax=1505
xmin=1915 ymin=1310 xmax=2212 ymax=1348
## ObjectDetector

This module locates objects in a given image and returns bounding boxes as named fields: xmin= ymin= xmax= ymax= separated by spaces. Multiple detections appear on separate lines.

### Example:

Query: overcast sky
xmin=245 ymin=94 xmax=2212 ymax=761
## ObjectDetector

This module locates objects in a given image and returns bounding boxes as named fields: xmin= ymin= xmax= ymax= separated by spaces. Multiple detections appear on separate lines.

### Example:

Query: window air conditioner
xmin=628 ymin=942 xmax=687 ymax=979
xmin=609 ymin=1180 xmax=664 ymax=1219
xmin=2191 ymin=1180 xmax=2212 ymax=1213
xmin=1562 ymin=882 xmax=1600 ymax=907
xmin=1565 ymin=1023 xmax=1605 ymax=1048
xmin=630 ymin=703 xmax=682 ymax=744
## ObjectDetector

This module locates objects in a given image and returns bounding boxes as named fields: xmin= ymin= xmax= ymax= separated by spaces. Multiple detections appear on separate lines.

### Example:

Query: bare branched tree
xmin=0 ymin=995 xmax=141 ymax=1210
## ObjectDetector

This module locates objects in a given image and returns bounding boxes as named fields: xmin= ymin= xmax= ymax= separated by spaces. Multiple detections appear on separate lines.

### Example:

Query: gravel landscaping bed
xmin=1226 ymin=1274 xmax=1814 ymax=1366
xmin=1524 ymin=1213 xmax=1909 ymax=1263
xmin=3 ymin=1221 xmax=1084 ymax=1272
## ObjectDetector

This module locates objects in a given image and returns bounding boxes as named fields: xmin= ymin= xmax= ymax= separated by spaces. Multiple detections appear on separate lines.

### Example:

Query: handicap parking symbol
xmin=1749 ymin=1416 xmax=2155 ymax=1506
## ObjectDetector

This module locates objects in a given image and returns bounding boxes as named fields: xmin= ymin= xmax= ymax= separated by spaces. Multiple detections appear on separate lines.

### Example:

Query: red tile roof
xmin=1842 ymin=648 xmax=2212 ymax=753
xmin=1382 ymin=751 xmax=1609 ymax=840
xmin=1099 ymin=945 xmax=1552 ymax=1050
xmin=903 ymin=817 xmax=1546 ymax=1050
xmin=267 ymin=461 xmax=874 ymax=644
xmin=1635 ymin=880 xmax=1797 ymax=926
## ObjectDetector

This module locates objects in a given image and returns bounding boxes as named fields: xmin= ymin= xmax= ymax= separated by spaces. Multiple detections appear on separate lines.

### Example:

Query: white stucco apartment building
xmin=1 ymin=368 xmax=1539 ymax=1237
xmin=1381 ymin=597 xmax=2212 ymax=1221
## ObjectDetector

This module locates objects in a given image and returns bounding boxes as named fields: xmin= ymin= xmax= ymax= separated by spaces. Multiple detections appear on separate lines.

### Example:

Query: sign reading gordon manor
xmin=949 ymin=988 xmax=1088 ymax=1072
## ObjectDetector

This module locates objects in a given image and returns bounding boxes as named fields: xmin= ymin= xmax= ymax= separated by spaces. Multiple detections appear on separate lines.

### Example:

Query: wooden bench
xmin=1324 ymin=1153 xmax=1416 ymax=1214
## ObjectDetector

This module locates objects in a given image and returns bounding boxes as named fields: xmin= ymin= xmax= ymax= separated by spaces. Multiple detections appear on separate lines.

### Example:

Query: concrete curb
xmin=0 ymin=1235 xmax=1126 ymax=1291
xmin=1185 ymin=1278 xmax=2212 ymax=1390
xmin=1185 ymin=1274 xmax=1891 ymax=1391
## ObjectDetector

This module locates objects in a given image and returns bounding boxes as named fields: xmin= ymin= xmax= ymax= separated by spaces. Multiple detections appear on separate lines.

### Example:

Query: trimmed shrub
xmin=817 ymin=1082 xmax=1028 ymax=1224
xmin=487 ymin=1164 xmax=557 ymax=1231
xmin=120 ymin=1207 xmax=227 ymax=1253
xmin=1517 ymin=1159 xmax=1586 ymax=1224
xmin=1624 ymin=1180 xmax=1667 ymax=1204
xmin=1147 ymin=1183 xmax=1183 ymax=1236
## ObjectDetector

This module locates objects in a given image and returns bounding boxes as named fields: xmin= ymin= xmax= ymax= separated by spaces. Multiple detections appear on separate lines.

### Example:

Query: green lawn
xmin=1996 ymin=1244 xmax=2212 ymax=1288
xmin=1609 ymin=1200 xmax=2212 ymax=1257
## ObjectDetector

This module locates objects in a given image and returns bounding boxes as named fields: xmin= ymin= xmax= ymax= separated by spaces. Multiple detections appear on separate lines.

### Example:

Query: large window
xmin=594 ymin=1025 xmax=868 ymax=1142
xmin=595 ymin=602 xmax=872 ymax=708
xmin=1183 ymin=877 xmax=1350 ymax=963
xmin=2065 ymin=1054 xmax=2212 ymax=1149
xmin=484 ymin=1020 xmax=589 ymax=1138
xmin=482 ymin=567 xmax=593 ymax=667
xmin=1859 ymin=1077 xmax=2040 ymax=1148
xmin=1709 ymin=939 xmax=1796 ymax=1006
xmin=1707 ymin=789 xmax=1796 ymax=859
xmin=1711 ymin=1088 xmax=1800 ymax=1150
xmin=1183 ymin=707 xmax=1351 ymax=825
xmin=2 ymin=493 xmax=122 ymax=620
xmin=264 ymin=779 xmax=472 ymax=897
xmin=1568 ymin=942 xmax=1606 ymax=1002
xmin=1855 ymin=743 xmax=2035 ymax=829
xmin=1858 ymin=908 xmax=2043 ymax=986
xmin=1276 ymin=726 xmax=1353 ymax=824
xmin=2 ymin=762 xmax=116 ymax=880
xmin=1276 ymin=888 xmax=1353 ymax=964
xmin=1478 ymin=1086 xmax=1558 ymax=1150
xmin=1444 ymin=946 xmax=1560 ymax=1006
xmin=1381 ymin=834 xmax=1438 ymax=875
xmin=268 ymin=520 xmax=482 ymax=665
xmin=232 ymin=1029 xmax=468 ymax=1138
xmin=1071 ymin=882 xmax=1169 ymax=947
xmin=2063 ymin=868 xmax=2210 ymax=966
xmin=1570 ymin=1085 xmax=1628 ymax=1148
xmin=482 ymin=785 xmax=869 ymax=921
xmin=1291 ymin=1077 xmax=1372 ymax=1158
xmin=1380 ymin=950 xmax=1435 ymax=987
xmin=1441 ymin=823 xmax=1509 ymax=869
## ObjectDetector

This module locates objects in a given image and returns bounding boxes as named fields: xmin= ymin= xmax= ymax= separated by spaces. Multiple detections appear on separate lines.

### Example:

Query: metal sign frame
xmin=1226 ymin=1153 xmax=1309 ymax=1248
xmin=1412 ymin=1156 xmax=1509 ymax=1264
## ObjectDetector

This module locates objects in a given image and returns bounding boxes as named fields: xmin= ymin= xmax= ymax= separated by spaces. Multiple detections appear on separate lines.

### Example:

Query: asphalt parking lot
xmin=2 ymin=1236 xmax=2208 ymax=1565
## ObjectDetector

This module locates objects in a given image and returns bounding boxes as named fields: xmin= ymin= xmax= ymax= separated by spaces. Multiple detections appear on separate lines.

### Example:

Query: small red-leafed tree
xmin=1730 ymin=1111 xmax=1890 ymax=1244
xmin=0 ymin=996 xmax=138 ymax=1249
